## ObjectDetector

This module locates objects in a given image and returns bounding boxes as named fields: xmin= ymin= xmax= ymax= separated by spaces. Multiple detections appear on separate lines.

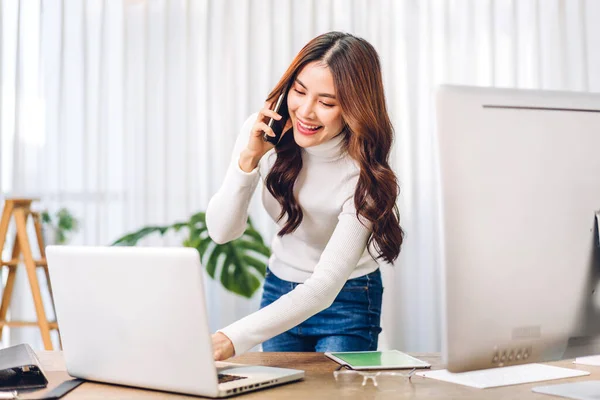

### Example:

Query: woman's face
xmin=287 ymin=61 xmax=344 ymax=148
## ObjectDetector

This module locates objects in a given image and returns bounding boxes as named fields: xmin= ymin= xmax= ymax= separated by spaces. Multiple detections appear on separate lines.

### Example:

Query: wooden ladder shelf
xmin=0 ymin=198 xmax=59 ymax=350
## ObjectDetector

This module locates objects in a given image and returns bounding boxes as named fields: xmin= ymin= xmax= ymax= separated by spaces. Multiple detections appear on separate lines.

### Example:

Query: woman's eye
xmin=321 ymin=102 xmax=334 ymax=108
xmin=294 ymin=89 xmax=305 ymax=95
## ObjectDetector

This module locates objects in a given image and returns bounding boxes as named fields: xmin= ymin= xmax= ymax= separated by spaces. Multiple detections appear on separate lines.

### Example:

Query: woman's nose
xmin=297 ymin=99 xmax=316 ymax=120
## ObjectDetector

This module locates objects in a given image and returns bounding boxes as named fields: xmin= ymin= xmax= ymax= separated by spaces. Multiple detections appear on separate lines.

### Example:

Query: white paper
xmin=533 ymin=381 xmax=600 ymax=400
xmin=415 ymin=364 xmax=590 ymax=389
xmin=574 ymin=355 xmax=600 ymax=366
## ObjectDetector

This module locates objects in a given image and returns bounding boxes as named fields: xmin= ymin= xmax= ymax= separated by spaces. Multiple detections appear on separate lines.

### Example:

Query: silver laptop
xmin=46 ymin=245 xmax=304 ymax=397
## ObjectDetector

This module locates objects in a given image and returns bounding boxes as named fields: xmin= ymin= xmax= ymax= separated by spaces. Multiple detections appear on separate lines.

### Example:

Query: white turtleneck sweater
xmin=206 ymin=114 xmax=379 ymax=355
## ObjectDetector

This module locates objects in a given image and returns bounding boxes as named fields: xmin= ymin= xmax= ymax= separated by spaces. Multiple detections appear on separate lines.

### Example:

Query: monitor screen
xmin=436 ymin=85 xmax=600 ymax=373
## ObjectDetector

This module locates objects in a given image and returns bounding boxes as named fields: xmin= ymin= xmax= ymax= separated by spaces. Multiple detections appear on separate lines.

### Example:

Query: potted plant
xmin=112 ymin=212 xmax=270 ymax=299
xmin=41 ymin=208 xmax=80 ymax=245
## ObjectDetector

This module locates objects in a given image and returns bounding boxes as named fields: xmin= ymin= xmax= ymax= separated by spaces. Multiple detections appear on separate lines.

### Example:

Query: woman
xmin=206 ymin=31 xmax=403 ymax=360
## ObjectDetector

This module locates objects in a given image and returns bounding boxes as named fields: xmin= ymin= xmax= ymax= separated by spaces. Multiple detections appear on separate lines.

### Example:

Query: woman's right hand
xmin=238 ymin=103 xmax=287 ymax=172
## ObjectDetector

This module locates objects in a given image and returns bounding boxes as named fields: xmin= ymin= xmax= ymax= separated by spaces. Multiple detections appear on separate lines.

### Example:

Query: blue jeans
xmin=260 ymin=268 xmax=383 ymax=352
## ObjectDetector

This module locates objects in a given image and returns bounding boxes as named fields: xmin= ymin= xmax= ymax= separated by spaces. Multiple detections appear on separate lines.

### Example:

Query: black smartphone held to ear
xmin=263 ymin=89 xmax=290 ymax=146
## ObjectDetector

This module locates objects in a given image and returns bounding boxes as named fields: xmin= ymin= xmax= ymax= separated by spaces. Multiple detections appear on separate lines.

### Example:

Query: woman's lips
xmin=296 ymin=119 xmax=323 ymax=136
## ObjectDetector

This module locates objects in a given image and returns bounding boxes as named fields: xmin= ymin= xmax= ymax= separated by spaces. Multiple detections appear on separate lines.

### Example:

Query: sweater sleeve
xmin=206 ymin=114 xmax=260 ymax=244
xmin=218 ymin=197 xmax=373 ymax=355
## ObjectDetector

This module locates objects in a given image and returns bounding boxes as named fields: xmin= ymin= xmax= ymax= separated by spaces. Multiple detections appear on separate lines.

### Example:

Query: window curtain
xmin=1 ymin=0 xmax=599 ymax=351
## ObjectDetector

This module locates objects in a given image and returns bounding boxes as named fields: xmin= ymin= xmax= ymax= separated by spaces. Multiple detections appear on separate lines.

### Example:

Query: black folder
xmin=0 ymin=344 xmax=48 ymax=391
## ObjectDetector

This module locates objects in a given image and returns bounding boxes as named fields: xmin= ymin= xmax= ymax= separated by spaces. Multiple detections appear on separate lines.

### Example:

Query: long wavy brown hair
xmin=265 ymin=31 xmax=404 ymax=264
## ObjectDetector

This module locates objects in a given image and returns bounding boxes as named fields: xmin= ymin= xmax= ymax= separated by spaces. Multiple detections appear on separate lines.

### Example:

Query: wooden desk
xmin=33 ymin=351 xmax=599 ymax=399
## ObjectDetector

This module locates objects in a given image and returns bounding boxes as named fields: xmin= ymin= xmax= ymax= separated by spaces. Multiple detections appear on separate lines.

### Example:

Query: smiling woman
xmin=206 ymin=31 xmax=403 ymax=361
xmin=286 ymin=63 xmax=345 ymax=148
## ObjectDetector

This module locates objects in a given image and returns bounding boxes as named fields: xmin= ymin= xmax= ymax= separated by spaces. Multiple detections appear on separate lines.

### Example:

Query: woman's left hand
xmin=212 ymin=332 xmax=235 ymax=361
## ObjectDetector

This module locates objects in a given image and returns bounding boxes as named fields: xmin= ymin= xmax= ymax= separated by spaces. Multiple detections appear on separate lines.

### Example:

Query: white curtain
xmin=0 ymin=0 xmax=58 ymax=349
xmin=2 ymin=0 xmax=599 ymax=351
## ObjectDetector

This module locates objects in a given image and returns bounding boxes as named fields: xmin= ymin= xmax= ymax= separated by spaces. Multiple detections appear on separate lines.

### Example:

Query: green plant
xmin=41 ymin=208 xmax=79 ymax=245
xmin=111 ymin=211 xmax=270 ymax=298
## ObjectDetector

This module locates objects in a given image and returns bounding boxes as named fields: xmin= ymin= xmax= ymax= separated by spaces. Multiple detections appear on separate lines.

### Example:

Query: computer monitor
xmin=436 ymin=84 xmax=600 ymax=373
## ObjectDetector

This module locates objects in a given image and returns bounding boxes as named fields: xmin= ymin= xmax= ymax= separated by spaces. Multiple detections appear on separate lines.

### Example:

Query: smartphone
xmin=263 ymin=90 xmax=290 ymax=146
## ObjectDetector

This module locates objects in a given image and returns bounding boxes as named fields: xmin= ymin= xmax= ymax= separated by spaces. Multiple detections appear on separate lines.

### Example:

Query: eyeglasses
xmin=333 ymin=365 xmax=416 ymax=391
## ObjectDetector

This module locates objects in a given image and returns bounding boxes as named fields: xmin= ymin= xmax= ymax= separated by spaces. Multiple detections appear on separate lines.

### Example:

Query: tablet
xmin=325 ymin=350 xmax=431 ymax=370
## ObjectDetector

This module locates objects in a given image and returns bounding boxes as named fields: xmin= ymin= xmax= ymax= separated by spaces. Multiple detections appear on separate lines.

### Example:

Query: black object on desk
xmin=0 ymin=344 xmax=48 ymax=391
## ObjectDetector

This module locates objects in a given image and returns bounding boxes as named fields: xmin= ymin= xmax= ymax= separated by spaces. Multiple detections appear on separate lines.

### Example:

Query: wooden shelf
xmin=0 ymin=198 xmax=58 ymax=350
xmin=1 ymin=258 xmax=47 ymax=267
xmin=0 ymin=321 xmax=58 ymax=329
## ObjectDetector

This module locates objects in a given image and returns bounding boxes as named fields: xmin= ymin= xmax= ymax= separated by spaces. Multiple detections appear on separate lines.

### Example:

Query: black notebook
xmin=0 ymin=344 xmax=48 ymax=391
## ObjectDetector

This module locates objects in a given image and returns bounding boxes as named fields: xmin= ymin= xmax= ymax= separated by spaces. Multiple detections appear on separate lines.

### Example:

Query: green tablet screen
xmin=328 ymin=350 xmax=430 ymax=369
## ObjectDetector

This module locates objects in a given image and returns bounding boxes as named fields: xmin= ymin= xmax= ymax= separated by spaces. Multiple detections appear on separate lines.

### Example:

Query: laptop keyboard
xmin=218 ymin=373 xmax=248 ymax=384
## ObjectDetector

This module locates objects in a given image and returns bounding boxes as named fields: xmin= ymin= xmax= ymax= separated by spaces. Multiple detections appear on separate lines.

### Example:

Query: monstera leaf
xmin=112 ymin=212 xmax=270 ymax=298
